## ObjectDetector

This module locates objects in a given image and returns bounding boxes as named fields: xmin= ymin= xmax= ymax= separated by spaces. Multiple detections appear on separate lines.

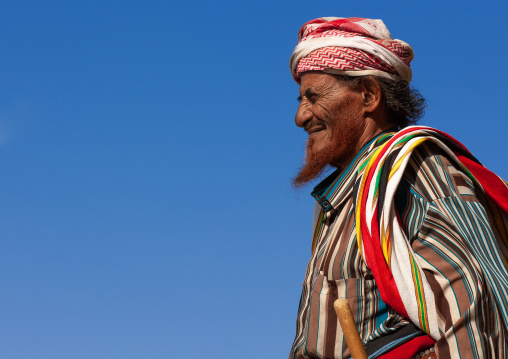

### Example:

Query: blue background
xmin=0 ymin=1 xmax=506 ymax=358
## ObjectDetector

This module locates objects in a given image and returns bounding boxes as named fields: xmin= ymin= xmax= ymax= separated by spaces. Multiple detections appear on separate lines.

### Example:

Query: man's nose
xmin=295 ymin=104 xmax=312 ymax=128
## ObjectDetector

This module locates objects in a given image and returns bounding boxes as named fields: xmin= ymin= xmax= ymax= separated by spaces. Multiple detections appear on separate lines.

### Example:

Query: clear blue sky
xmin=0 ymin=1 xmax=506 ymax=358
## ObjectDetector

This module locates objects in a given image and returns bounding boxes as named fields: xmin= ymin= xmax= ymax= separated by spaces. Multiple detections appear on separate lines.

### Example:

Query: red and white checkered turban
xmin=289 ymin=17 xmax=414 ymax=84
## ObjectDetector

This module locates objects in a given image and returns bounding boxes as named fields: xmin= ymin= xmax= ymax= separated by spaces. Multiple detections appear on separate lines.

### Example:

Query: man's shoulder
xmin=400 ymin=141 xmax=478 ymax=203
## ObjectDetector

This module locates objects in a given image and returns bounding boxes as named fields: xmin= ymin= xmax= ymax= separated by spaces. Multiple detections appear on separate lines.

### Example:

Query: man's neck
xmin=355 ymin=117 xmax=396 ymax=155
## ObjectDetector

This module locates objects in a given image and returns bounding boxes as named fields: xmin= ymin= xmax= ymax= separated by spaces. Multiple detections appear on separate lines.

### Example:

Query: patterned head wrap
xmin=289 ymin=17 xmax=414 ymax=84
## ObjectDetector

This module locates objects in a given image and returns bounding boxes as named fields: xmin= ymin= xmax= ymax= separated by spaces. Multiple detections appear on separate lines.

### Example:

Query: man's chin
xmin=292 ymin=111 xmax=364 ymax=189
xmin=292 ymin=141 xmax=357 ymax=189
xmin=292 ymin=148 xmax=334 ymax=188
xmin=292 ymin=164 xmax=329 ymax=188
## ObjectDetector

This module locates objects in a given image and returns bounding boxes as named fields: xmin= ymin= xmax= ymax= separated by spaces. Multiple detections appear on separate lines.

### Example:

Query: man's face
xmin=293 ymin=72 xmax=366 ymax=187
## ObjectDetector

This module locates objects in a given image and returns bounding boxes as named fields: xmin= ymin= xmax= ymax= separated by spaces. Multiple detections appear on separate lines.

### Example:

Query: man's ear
xmin=360 ymin=77 xmax=382 ymax=113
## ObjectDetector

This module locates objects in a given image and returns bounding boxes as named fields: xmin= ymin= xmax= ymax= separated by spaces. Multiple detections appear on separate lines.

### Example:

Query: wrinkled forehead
xmin=297 ymin=72 xmax=361 ymax=101
xmin=299 ymin=72 xmax=341 ymax=89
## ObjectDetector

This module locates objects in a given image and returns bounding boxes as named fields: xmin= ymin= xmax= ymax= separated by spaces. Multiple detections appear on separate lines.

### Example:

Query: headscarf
xmin=289 ymin=17 xmax=414 ymax=84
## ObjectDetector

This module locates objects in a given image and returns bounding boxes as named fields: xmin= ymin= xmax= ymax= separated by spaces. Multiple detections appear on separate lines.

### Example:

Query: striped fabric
xmin=356 ymin=126 xmax=508 ymax=346
xmin=289 ymin=128 xmax=508 ymax=359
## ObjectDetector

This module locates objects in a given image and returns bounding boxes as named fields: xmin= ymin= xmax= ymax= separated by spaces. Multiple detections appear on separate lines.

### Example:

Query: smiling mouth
xmin=306 ymin=126 xmax=326 ymax=136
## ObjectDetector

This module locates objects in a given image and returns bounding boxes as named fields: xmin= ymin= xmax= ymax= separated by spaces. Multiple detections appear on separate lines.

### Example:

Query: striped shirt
xmin=289 ymin=133 xmax=508 ymax=359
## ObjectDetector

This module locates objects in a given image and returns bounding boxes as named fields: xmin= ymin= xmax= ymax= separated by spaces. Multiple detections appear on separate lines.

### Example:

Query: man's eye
xmin=305 ymin=91 xmax=318 ymax=103
xmin=297 ymin=95 xmax=302 ymax=102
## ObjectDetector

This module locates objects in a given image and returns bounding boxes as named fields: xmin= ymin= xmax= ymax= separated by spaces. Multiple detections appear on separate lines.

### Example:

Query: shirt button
xmin=322 ymin=201 xmax=329 ymax=207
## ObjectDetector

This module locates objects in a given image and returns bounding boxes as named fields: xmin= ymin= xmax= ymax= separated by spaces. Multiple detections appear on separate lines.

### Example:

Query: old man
xmin=288 ymin=17 xmax=508 ymax=359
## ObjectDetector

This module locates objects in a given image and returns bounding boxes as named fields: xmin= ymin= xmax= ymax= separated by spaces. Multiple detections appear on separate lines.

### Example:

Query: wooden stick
xmin=334 ymin=298 xmax=367 ymax=359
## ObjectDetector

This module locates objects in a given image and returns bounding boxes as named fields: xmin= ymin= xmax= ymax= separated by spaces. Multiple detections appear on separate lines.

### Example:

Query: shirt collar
xmin=310 ymin=132 xmax=394 ymax=213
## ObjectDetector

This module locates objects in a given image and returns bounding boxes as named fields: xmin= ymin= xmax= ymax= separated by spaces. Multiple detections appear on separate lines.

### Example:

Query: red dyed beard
xmin=292 ymin=114 xmax=364 ymax=188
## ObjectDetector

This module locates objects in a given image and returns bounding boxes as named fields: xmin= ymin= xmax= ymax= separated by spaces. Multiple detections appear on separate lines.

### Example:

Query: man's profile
xmin=288 ymin=17 xmax=508 ymax=359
